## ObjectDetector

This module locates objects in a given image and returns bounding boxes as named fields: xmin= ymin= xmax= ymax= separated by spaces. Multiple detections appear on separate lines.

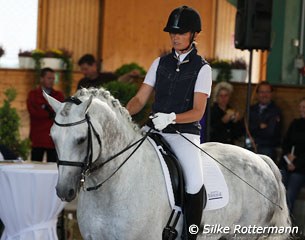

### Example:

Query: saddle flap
xmin=148 ymin=133 xmax=185 ymax=207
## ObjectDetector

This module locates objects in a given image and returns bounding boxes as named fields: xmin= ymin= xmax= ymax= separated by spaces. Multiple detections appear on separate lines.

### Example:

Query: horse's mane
xmin=63 ymin=87 xmax=140 ymax=132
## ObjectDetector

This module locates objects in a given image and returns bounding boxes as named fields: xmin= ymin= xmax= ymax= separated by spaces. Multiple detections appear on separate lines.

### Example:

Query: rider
xmin=127 ymin=6 xmax=212 ymax=240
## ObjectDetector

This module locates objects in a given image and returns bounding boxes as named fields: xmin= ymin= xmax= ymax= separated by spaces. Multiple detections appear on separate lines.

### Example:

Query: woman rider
xmin=127 ymin=6 xmax=212 ymax=240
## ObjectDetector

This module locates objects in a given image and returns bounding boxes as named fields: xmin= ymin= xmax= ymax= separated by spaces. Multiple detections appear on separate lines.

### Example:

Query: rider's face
xmin=169 ymin=32 xmax=197 ymax=53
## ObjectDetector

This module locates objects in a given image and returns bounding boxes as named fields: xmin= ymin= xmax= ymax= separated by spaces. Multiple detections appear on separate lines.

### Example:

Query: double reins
xmin=54 ymin=108 xmax=152 ymax=191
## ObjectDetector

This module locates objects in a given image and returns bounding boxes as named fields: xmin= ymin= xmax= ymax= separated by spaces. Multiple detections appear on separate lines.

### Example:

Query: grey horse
xmin=44 ymin=88 xmax=291 ymax=240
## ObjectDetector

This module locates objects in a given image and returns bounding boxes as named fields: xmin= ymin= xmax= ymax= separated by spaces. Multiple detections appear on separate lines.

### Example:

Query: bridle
xmin=55 ymin=113 xmax=102 ymax=173
xmin=54 ymin=97 xmax=151 ymax=191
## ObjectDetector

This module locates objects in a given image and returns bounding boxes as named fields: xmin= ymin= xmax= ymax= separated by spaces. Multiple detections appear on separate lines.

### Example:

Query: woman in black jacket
xmin=280 ymin=97 xmax=305 ymax=212
xmin=210 ymin=82 xmax=243 ymax=144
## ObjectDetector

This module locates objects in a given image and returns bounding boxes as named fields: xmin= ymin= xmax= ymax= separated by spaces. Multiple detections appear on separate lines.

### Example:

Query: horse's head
xmin=44 ymin=91 xmax=103 ymax=202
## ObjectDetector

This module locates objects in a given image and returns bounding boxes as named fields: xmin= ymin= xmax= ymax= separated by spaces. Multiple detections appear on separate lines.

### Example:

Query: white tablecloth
xmin=0 ymin=163 xmax=66 ymax=240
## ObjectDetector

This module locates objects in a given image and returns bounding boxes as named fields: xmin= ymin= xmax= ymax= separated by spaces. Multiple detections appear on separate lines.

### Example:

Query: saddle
xmin=148 ymin=133 xmax=185 ymax=207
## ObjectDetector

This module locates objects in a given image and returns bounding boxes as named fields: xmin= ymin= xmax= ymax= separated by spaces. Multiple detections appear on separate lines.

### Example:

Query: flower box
xmin=230 ymin=69 xmax=247 ymax=82
xmin=40 ymin=57 xmax=64 ymax=70
xmin=18 ymin=57 xmax=35 ymax=69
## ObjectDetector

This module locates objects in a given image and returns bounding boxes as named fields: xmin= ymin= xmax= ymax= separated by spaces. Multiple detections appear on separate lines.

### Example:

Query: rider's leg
xmin=161 ymin=133 xmax=205 ymax=240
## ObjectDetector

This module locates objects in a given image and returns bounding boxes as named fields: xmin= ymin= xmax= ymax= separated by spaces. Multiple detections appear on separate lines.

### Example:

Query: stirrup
xmin=162 ymin=209 xmax=181 ymax=240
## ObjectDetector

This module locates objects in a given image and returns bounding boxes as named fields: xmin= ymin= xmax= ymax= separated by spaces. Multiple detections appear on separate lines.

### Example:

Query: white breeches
xmin=144 ymin=126 xmax=204 ymax=194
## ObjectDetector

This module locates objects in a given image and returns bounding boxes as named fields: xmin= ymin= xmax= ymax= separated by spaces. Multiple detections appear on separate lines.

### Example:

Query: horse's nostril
xmin=68 ymin=189 xmax=75 ymax=198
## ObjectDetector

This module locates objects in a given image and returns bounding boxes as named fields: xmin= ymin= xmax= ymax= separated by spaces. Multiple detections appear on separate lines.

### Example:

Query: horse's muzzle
xmin=56 ymin=185 xmax=77 ymax=202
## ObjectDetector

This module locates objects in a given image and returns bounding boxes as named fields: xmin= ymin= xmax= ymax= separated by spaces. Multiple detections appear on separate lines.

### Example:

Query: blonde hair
xmin=213 ymin=82 xmax=234 ymax=103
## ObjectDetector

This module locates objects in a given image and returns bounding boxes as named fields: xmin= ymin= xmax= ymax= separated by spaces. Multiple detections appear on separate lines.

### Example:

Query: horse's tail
xmin=259 ymin=155 xmax=292 ymax=239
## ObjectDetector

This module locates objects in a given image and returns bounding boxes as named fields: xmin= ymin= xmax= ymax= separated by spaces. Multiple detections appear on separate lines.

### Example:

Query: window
xmin=0 ymin=0 xmax=38 ymax=68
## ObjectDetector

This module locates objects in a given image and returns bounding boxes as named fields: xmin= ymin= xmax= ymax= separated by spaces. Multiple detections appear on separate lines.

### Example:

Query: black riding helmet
xmin=163 ymin=6 xmax=201 ymax=34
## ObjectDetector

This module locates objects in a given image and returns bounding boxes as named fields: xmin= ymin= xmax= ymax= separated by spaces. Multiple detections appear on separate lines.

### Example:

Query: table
xmin=0 ymin=163 xmax=66 ymax=240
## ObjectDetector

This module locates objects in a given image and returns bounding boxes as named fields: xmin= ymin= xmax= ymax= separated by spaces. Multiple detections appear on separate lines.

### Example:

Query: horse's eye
xmin=76 ymin=137 xmax=86 ymax=145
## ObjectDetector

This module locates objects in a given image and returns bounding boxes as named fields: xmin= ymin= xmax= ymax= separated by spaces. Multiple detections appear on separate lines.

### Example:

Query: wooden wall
xmin=35 ymin=0 xmax=267 ymax=79
xmin=36 ymin=0 xmax=217 ymax=72
xmin=37 ymin=0 xmax=100 ymax=68
xmin=101 ymin=0 xmax=216 ymax=71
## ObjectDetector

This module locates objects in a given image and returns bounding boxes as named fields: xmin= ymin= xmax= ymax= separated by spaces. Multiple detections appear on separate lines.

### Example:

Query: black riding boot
xmin=185 ymin=185 xmax=206 ymax=240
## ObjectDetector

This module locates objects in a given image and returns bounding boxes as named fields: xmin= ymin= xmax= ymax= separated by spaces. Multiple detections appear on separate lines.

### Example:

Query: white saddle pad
xmin=147 ymin=137 xmax=229 ymax=211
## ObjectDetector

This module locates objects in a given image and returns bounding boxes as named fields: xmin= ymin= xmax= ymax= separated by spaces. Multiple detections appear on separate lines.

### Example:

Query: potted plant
xmin=0 ymin=46 xmax=5 ymax=65
xmin=18 ymin=50 xmax=35 ymax=69
xmin=40 ymin=49 xmax=65 ymax=70
xmin=208 ymin=58 xmax=232 ymax=82
xmin=0 ymin=88 xmax=30 ymax=159
xmin=115 ymin=62 xmax=146 ymax=77
xmin=230 ymin=58 xmax=247 ymax=82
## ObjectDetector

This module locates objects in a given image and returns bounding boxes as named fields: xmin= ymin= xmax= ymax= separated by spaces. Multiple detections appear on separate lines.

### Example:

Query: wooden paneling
xmin=38 ymin=0 xmax=100 ymax=68
xmin=101 ymin=0 xmax=216 ymax=71
xmin=35 ymin=0 xmax=267 ymax=80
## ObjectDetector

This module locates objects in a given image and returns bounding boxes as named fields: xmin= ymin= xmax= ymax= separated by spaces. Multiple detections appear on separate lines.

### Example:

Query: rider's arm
xmin=126 ymin=83 xmax=154 ymax=115
xmin=127 ymin=58 xmax=159 ymax=116
xmin=175 ymin=92 xmax=208 ymax=123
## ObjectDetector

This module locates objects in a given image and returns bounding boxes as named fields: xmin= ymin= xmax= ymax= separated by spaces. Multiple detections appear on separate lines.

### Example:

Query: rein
xmin=54 ymin=105 xmax=151 ymax=191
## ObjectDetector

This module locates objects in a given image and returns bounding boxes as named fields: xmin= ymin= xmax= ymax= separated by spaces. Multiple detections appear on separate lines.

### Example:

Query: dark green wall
xmin=267 ymin=0 xmax=303 ymax=84
xmin=266 ymin=0 xmax=286 ymax=83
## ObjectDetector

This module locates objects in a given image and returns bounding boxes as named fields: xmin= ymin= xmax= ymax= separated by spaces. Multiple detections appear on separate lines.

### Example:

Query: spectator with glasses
xmin=249 ymin=82 xmax=282 ymax=161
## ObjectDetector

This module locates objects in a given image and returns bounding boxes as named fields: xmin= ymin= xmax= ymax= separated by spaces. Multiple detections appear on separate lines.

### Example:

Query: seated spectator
xmin=77 ymin=54 xmax=117 ymax=89
xmin=27 ymin=68 xmax=65 ymax=162
xmin=210 ymin=82 xmax=243 ymax=144
xmin=249 ymin=82 xmax=281 ymax=161
xmin=279 ymin=98 xmax=305 ymax=212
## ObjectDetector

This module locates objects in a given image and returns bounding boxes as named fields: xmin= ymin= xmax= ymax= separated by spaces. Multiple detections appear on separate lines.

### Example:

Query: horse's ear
xmin=43 ymin=90 xmax=62 ymax=113
xmin=80 ymin=95 xmax=93 ymax=115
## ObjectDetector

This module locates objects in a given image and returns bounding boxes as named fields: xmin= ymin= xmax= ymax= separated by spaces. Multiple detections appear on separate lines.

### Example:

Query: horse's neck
xmin=87 ymin=114 xmax=142 ymax=182
xmin=99 ymin=114 xmax=139 ymax=159
xmin=88 ymin=120 xmax=164 ymax=198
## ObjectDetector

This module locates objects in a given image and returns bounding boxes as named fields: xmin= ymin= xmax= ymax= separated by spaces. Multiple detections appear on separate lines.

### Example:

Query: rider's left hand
xmin=151 ymin=112 xmax=176 ymax=131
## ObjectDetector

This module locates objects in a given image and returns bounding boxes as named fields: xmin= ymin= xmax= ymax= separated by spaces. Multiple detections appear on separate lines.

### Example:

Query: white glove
xmin=151 ymin=112 xmax=176 ymax=131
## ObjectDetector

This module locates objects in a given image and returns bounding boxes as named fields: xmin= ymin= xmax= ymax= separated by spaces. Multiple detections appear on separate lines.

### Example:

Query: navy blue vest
xmin=150 ymin=47 xmax=207 ymax=135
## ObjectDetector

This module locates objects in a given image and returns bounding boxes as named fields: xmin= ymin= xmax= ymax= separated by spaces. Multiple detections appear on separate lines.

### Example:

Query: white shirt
xmin=143 ymin=50 xmax=212 ymax=97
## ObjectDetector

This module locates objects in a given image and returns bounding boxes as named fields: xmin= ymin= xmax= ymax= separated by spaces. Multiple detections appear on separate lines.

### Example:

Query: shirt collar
xmin=175 ymin=48 xmax=194 ymax=62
